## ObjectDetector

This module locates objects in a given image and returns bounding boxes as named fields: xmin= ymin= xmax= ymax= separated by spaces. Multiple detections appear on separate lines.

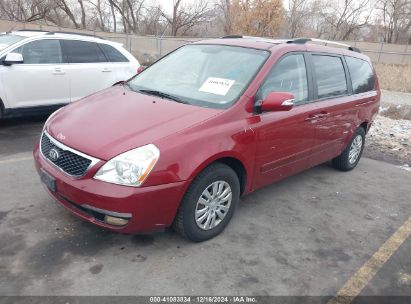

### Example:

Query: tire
xmin=332 ymin=127 xmax=366 ymax=171
xmin=173 ymin=163 xmax=240 ymax=242
xmin=0 ymin=99 xmax=3 ymax=120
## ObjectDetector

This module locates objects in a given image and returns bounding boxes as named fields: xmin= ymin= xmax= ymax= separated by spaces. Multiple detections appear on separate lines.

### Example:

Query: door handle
xmin=317 ymin=111 xmax=329 ymax=118
xmin=305 ymin=114 xmax=319 ymax=121
xmin=52 ymin=68 xmax=65 ymax=75
xmin=102 ymin=68 xmax=112 ymax=72
xmin=305 ymin=112 xmax=329 ymax=121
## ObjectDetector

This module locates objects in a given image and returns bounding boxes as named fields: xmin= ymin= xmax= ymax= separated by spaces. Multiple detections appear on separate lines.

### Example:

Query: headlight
xmin=94 ymin=144 xmax=160 ymax=187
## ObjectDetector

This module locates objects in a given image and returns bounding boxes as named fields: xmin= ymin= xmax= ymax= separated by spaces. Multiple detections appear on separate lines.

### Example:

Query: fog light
xmin=104 ymin=215 xmax=129 ymax=226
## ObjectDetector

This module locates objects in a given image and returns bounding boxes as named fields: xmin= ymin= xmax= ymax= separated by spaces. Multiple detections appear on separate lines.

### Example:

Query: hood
xmin=0 ymin=43 xmax=10 ymax=51
xmin=47 ymin=86 xmax=220 ymax=160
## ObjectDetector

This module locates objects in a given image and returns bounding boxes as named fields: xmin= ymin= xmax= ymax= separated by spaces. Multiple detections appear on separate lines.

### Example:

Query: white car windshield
xmin=0 ymin=34 xmax=25 ymax=50
xmin=128 ymin=44 xmax=269 ymax=109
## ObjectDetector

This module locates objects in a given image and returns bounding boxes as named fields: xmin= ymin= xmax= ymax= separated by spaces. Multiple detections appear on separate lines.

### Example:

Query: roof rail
xmin=287 ymin=37 xmax=361 ymax=53
xmin=46 ymin=31 xmax=105 ymax=40
xmin=17 ymin=29 xmax=48 ymax=32
xmin=221 ymin=35 xmax=243 ymax=39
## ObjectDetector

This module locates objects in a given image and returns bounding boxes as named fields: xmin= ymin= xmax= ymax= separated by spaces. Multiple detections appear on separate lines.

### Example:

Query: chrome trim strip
xmin=81 ymin=204 xmax=132 ymax=219
xmin=40 ymin=130 xmax=101 ymax=178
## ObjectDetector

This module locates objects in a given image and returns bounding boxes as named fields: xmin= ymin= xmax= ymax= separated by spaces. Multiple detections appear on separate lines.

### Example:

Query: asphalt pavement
xmin=0 ymin=116 xmax=410 ymax=299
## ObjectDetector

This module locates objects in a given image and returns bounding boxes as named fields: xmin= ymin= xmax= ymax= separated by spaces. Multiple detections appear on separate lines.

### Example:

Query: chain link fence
xmin=1 ymin=19 xmax=410 ymax=65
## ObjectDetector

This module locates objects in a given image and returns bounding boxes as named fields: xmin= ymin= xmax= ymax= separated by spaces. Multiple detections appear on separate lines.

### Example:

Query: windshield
xmin=0 ymin=34 xmax=25 ymax=50
xmin=128 ymin=44 xmax=269 ymax=108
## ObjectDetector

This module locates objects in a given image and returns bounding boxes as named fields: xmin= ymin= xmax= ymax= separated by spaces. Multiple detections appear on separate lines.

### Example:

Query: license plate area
xmin=40 ymin=169 xmax=56 ymax=193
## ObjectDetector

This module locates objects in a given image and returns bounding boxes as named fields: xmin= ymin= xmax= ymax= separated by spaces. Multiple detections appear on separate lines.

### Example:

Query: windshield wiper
xmin=137 ymin=89 xmax=188 ymax=104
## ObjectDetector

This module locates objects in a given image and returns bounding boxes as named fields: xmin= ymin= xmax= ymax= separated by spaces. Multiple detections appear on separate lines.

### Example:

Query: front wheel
xmin=332 ymin=127 xmax=366 ymax=171
xmin=173 ymin=163 xmax=240 ymax=242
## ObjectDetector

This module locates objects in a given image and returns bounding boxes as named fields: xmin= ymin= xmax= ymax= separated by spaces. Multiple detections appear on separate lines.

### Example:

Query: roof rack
xmin=221 ymin=35 xmax=243 ymax=39
xmin=46 ymin=31 xmax=105 ymax=40
xmin=287 ymin=37 xmax=361 ymax=53
xmin=219 ymin=35 xmax=361 ymax=53
xmin=17 ymin=29 xmax=48 ymax=32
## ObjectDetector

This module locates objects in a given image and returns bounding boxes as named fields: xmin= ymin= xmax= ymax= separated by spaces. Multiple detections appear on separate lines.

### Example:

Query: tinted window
xmin=99 ymin=44 xmax=128 ymax=62
xmin=346 ymin=56 xmax=375 ymax=93
xmin=312 ymin=55 xmax=347 ymax=99
xmin=14 ymin=40 xmax=62 ymax=64
xmin=63 ymin=40 xmax=107 ymax=63
xmin=259 ymin=54 xmax=308 ymax=104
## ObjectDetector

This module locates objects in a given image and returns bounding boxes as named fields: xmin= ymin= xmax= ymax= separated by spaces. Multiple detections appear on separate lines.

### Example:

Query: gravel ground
xmin=363 ymin=90 xmax=411 ymax=167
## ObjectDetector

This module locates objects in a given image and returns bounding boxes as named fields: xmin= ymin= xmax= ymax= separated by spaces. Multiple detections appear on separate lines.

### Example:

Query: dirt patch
xmin=364 ymin=115 xmax=410 ymax=165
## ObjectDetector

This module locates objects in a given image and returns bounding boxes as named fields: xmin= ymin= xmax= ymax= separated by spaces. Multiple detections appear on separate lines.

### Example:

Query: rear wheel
xmin=173 ymin=163 xmax=240 ymax=242
xmin=332 ymin=127 xmax=366 ymax=171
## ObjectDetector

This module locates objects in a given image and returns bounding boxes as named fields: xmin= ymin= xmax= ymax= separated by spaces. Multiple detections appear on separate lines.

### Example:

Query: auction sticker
xmin=199 ymin=77 xmax=235 ymax=96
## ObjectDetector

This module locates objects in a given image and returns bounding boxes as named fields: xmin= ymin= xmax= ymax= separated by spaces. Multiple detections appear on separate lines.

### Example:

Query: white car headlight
xmin=94 ymin=144 xmax=160 ymax=187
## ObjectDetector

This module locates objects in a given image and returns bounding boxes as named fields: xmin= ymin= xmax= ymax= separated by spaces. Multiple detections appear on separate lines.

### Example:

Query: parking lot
xmin=0 ymin=116 xmax=410 ymax=299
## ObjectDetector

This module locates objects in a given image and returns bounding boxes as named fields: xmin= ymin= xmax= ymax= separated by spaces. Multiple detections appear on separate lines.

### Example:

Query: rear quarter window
xmin=312 ymin=55 xmax=348 ymax=99
xmin=99 ymin=44 xmax=129 ymax=62
xmin=345 ymin=56 xmax=375 ymax=93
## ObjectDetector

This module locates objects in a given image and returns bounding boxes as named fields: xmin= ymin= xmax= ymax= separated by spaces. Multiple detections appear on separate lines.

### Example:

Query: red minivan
xmin=33 ymin=37 xmax=380 ymax=242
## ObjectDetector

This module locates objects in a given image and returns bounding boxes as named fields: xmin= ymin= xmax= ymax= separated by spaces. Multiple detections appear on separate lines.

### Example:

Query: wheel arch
xmin=187 ymin=153 xmax=249 ymax=196
xmin=359 ymin=121 xmax=369 ymax=133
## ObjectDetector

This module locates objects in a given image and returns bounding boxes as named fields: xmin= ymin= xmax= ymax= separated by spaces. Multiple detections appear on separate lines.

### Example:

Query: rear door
xmin=1 ymin=39 xmax=70 ymax=108
xmin=306 ymin=54 xmax=355 ymax=166
xmin=253 ymin=53 xmax=318 ymax=189
xmin=99 ymin=43 xmax=136 ymax=81
xmin=61 ymin=40 xmax=116 ymax=102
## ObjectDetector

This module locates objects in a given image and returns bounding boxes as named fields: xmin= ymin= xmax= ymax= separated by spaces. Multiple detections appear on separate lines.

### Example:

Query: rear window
xmin=62 ymin=40 xmax=107 ymax=63
xmin=99 ymin=44 xmax=128 ymax=62
xmin=345 ymin=56 xmax=375 ymax=93
xmin=312 ymin=55 xmax=348 ymax=99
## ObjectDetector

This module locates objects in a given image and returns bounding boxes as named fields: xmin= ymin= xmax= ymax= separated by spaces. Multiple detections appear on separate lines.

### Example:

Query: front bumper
xmin=33 ymin=142 xmax=186 ymax=233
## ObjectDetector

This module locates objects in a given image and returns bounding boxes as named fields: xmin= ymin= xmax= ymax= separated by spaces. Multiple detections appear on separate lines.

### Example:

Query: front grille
xmin=40 ymin=132 xmax=93 ymax=177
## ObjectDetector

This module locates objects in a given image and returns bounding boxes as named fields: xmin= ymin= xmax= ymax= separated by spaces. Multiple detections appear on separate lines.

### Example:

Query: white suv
xmin=0 ymin=30 xmax=139 ymax=119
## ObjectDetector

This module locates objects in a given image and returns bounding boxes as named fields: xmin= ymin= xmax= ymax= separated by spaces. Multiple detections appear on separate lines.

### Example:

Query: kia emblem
xmin=49 ymin=148 xmax=60 ymax=161
xmin=57 ymin=132 xmax=66 ymax=141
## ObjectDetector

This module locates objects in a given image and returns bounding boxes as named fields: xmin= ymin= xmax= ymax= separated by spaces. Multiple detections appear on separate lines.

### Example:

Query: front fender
xmin=144 ymin=117 xmax=257 ymax=193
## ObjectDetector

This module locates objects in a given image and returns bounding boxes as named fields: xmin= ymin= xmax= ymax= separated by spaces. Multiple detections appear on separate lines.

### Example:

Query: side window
xmin=99 ymin=44 xmax=129 ymax=62
xmin=258 ymin=54 xmax=308 ymax=104
xmin=62 ymin=40 xmax=107 ymax=63
xmin=14 ymin=40 xmax=62 ymax=64
xmin=312 ymin=55 xmax=348 ymax=99
xmin=345 ymin=56 xmax=375 ymax=93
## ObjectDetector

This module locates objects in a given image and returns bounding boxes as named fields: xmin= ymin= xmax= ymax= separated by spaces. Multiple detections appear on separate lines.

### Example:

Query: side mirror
xmin=259 ymin=92 xmax=295 ymax=112
xmin=3 ymin=53 xmax=23 ymax=66
xmin=137 ymin=65 xmax=146 ymax=74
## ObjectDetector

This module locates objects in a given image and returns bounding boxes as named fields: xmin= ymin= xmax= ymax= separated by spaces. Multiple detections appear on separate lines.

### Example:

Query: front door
xmin=253 ymin=53 xmax=317 ymax=189
xmin=1 ymin=39 xmax=70 ymax=109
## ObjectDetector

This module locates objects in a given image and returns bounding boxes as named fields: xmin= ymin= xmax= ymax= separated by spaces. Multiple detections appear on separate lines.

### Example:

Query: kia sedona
xmin=33 ymin=37 xmax=380 ymax=242
xmin=0 ymin=30 xmax=139 ymax=119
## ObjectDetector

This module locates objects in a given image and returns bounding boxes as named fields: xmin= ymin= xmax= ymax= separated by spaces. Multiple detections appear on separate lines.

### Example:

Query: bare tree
xmin=215 ymin=0 xmax=232 ymax=34
xmin=377 ymin=0 xmax=411 ymax=43
xmin=287 ymin=0 xmax=310 ymax=38
xmin=0 ymin=0 xmax=55 ymax=22
xmin=160 ymin=0 xmax=210 ymax=36
xmin=107 ymin=0 xmax=145 ymax=33
xmin=321 ymin=0 xmax=373 ymax=40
